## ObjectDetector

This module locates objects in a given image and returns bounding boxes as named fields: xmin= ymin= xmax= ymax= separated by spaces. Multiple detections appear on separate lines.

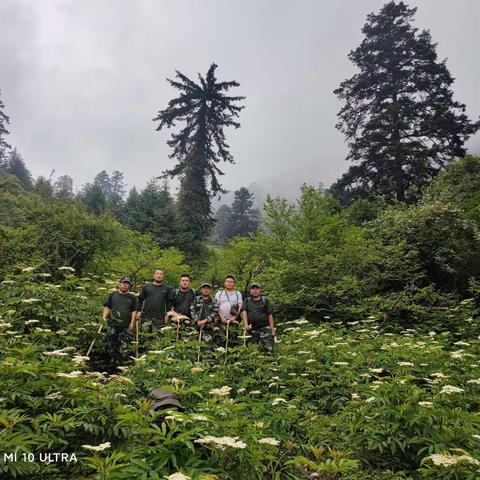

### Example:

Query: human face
xmin=201 ymin=286 xmax=211 ymax=297
xmin=119 ymin=281 xmax=130 ymax=293
xmin=180 ymin=276 xmax=190 ymax=290
xmin=250 ymin=286 xmax=261 ymax=299
xmin=153 ymin=270 xmax=164 ymax=283
xmin=224 ymin=277 xmax=235 ymax=291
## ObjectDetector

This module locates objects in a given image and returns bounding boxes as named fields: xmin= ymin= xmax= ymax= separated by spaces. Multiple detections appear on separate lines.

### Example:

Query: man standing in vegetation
xmin=171 ymin=274 xmax=196 ymax=319
xmin=215 ymin=275 xmax=242 ymax=345
xmin=102 ymin=277 xmax=138 ymax=373
xmin=242 ymin=283 xmax=275 ymax=353
xmin=190 ymin=283 xmax=219 ymax=350
xmin=136 ymin=269 xmax=174 ymax=333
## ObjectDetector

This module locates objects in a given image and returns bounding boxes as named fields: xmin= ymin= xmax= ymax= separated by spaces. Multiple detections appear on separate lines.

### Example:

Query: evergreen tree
xmin=93 ymin=170 xmax=111 ymax=195
xmin=0 ymin=90 xmax=11 ymax=166
xmin=3 ymin=148 xmax=32 ymax=190
xmin=153 ymin=63 xmax=244 ymax=255
xmin=33 ymin=176 xmax=54 ymax=197
xmin=80 ymin=183 xmax=107 ymax=215
xmin=120 ymin=179 xmax=180 ymax=249
xmin=333 ymin=1 xmax=479 ymax=205
xmin=54 ymin=175 xmax=74 ymax=200
xmin=228 ymin=187 xmax=260 ymax=238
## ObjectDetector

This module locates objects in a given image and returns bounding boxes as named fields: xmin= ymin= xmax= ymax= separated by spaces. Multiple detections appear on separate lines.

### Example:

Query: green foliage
xmin=1 ymin=271 xmax=480 ymax=478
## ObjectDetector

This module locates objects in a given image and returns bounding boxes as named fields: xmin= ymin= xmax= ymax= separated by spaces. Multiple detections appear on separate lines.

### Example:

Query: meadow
xmin=1 ymin=270 xmax=479 ymax=479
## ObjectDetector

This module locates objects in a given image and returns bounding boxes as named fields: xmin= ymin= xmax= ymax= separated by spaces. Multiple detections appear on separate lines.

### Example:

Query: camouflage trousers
xmin=141 ymin=317 xmax=165 ymax=333
xmin=105 ymin=326 xmax=132 ymax=370
xmin=195 ymin=326 xmax=224 ymax=355
xmin=248 ymin=326 xmax=275 ymax=353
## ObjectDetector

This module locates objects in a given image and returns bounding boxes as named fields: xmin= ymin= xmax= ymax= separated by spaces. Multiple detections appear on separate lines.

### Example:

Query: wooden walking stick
xmin=225 ymin=321 xmax=230 ymax=354
xmin=86 ymin=320 xmax=104 ymax=357
xmin=197 ymin=326 xmax=203 ymax=363
xmin=135 ymin=320 xmax=139 ymax=358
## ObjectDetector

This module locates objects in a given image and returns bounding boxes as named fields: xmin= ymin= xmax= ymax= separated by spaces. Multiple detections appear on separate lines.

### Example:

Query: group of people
xmin=101 ymin=269 xmax=276 ymax=371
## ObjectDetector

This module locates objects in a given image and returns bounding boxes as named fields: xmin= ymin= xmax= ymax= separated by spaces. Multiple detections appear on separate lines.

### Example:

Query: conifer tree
xmin=153 ymin=63 xmax=244 ymax=255
xmin=333 ymin=1 xmax=478 ymax=205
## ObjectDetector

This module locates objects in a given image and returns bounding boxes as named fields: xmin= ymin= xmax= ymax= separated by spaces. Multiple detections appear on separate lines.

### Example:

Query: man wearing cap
xmin=242 ymin=282 xmax=276 ymax=353
xmin=102 ymin=277 xmax=138 ymax=372
xmin=190 ymin=282 xmax=220 ymax=350
xmin=137 ymin=268 xmax=174 ymax=333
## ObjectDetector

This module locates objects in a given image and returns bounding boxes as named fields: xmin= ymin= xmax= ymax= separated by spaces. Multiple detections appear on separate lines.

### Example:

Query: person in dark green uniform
xmin=242 ymin=282 xmax=276 ymax=353
xmin=136 ymin=269 xmax=174 ymax=333
xmin=172 ymin=274 xmax=196 ymax=318
xmin=103 ymin=277 xmax=138 ymax=373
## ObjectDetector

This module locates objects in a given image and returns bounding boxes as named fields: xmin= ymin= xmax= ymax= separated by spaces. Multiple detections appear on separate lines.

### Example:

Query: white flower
xmin=293 ymin=318 xmax=309 ymax=325
xmin=82 ymin=442 xmax=111 ymax=452
xmin=2 ymin=280 xmax=15 ymax=285
xmin=45 ymin=392 xmax=63 ymax=400
xmin=22 ymin=298 xmax=41 ymax=304
xmin=72 ymin=355 xmax=90 ymax=366
xmin=473 ymin=434 xmax=480 ymax=440
xmin=195 ymin=436 xmax=246 ymax=450
xmin=164 ymin=474 xmax=191 ymax=480
xmin=209 ymin=386 xmax=232 ymax=396
xmin=365 ymin=397 xmax=376 ymax=403
xmin=215 ymin=347 xmax=226 ymax=353
xmin=43 ymin=350 xmax=70 ymax=357
xmin=24 ymin=319 xmax=40 ymax=325
xmin=418 ymin=401 xmax=434 ymax=408
xmin=191 ymin=366 xmax=203 ymax=373
xmin=249 ymin=390 xmax=261 ymax=395
xmin=21 ymin=267 xmax=35 ymax=272
xmin=58 ymin=266 xmax=75 ymax=272
xmin=237 ymin=387 xmax=246 ymax=393
xmin=397 ymin=362 xmax=414 ymax=367
xmin=428 ymin=453 xmax=480 ymax=467
xmin=191 ymin=414 xmax=208 ymax=421
xmin=333 ymin=362 xmax=349 ymax=366
xmin=440 ymin=385 xmax=464 ymax=395
xmin=272 ymin=397 xmax=288 ymax=406
xmin=56 ymin=371 xmax=83 ymax=378
xmin=450 ymin=350 xmax=466 ymax=359
xmin=467 ymin=379 xmax=480 ymax=385
xmin=351 ymin=393 xmax=361 ymax=401
xmin=259 ymin=437 xmax=280 ymax=446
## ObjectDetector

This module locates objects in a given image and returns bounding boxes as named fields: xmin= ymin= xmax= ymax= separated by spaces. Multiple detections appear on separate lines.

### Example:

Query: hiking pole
xmin=86 ymin=319 xmax=104 ymax=357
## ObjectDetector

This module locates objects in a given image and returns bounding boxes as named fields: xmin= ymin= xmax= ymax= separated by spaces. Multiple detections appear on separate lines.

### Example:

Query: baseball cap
xmin=200 ymin=282 xmax=212 ymax=289
xmin=119 ymin=276 xmax=132 ymax=285
xmin=250 ymin=282 xmax=262 ymax=288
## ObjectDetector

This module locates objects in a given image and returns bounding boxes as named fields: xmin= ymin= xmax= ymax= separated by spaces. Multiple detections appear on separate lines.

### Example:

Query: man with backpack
xmin=215 ymin=275 xmax=242 ymax=347
xmin=242 ymin=282 xmax=276 ymax=353
xmin=136 ymin=268 xmax=174 ymax=333
xmin=102 ymin=276 xmax=138 ymax=372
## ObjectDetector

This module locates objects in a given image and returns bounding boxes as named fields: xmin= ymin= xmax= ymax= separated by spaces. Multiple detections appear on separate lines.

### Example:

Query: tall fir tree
xmin=0 ymin=90 xmax=11 ymax=166
xmin=332 ymin=1 xmax=478 ymax=205
xmin=153 ymin=63 xmax=244 ymax=256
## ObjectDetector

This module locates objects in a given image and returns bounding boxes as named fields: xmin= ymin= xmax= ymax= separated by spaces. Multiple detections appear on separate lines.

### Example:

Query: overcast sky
xmin=1 ymin=0 xmax=479 ymax=204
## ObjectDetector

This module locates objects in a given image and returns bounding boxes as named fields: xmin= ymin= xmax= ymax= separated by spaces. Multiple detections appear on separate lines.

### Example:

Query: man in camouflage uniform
xmin=102 ymin=277 xmax=138 ymax=373
xmin=190 ymin=282 xmax=220 ymax=353
xmin=242 ymin=282 xmax=276 ymax=353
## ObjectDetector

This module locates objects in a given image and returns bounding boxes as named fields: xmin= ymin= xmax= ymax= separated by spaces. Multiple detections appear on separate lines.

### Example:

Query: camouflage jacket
xmin=190 ymin=295 xmax=219 ymax=330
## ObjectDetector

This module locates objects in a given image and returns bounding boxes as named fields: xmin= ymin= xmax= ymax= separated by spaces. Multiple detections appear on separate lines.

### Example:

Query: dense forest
xmin=1 ymin=2 xmax=480 ymax=479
